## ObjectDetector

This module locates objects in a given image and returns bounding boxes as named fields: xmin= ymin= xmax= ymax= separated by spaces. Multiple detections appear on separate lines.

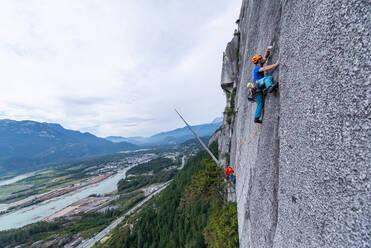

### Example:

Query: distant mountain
xmin=105 ymin=136 xmax=146 ymax=144
xmin=211 ymin=117 xmax=223 ymax=124
xmin=106 ymin=120 xmax=222 ymax=146
xmin=0 ymin=119 xmax=137 ymax=174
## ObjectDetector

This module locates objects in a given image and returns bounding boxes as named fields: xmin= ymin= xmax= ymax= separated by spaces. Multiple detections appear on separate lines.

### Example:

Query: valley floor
xmin=0 ymin=145 xmax=195 ymax=248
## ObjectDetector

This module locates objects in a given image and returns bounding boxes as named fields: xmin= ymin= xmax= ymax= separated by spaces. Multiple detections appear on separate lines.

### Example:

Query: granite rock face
xmin=217 ymin=0 xmax=370 ymax=247
xmin=221 ymin=32 xmax=240 ymax=93
xmin=218 ymin=31 xmax=241 ymax=167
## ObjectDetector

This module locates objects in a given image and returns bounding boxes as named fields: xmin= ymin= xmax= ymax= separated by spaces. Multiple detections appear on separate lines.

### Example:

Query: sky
xmin=0 ymin=0 xmax=242 ymax=137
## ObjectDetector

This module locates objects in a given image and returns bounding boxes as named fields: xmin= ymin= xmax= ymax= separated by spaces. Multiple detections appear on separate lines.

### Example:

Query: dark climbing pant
xmin=229 ymin=175 xmax=236 ymax=191
xmin=254 ymin=76 xmax=274 ymax=118
xmin=255 ymin=94 xmax=264 ymax=119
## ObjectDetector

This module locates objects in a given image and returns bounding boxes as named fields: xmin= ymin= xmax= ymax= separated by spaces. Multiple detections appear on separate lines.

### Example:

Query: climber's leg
xmin=231 ymin=175 xmax=236 ymax=191
xmin=228 ymin=175 xmax=235 ymax=193
xmin=263 ymin=76 xmax=274 ymax=88
xmin=229 ymin=174 xmax=236 ymax=192
xmin=254 ymin=94 xmax=263 ymax=123
xmin=256 ymin=78 xmax=265 ymax=89
xmin=264 ymin=76 xmax=278 ymax=93
xmin=230 ymin=174 xmax=235 ymax=183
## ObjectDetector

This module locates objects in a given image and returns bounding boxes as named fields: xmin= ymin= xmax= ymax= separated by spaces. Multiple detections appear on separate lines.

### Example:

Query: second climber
xmin=225 ymin=165 xmax=236 ymax=193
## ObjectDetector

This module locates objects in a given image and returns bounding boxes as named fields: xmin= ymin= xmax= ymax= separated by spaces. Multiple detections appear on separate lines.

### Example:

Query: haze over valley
xmin=0 ymin=118 xmax=221 ymax=176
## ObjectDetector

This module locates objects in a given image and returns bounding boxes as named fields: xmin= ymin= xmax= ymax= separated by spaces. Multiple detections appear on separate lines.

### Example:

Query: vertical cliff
xmin=217 ymin=0 xmax=369 ymax=247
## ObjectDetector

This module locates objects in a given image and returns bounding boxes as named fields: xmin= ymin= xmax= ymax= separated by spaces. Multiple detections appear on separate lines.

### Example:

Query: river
xmin=0 ymin=172 xmax=37 ymax=187
xmin=0 ymin=166 xmax=132 ymax=231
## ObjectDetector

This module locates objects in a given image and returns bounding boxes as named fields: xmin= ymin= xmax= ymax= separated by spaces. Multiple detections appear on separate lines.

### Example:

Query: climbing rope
xmin=227 ymin=96 xmax=263 ymax=194
xmin=230 ymin=124 xmax=260 ymax=201
xmin=232 ymin=124 xmax=260 ymax=169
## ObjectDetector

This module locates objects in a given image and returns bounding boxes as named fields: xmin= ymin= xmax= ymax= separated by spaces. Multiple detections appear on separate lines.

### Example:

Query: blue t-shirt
xmin=253 ymin=65 xmax=264 ymax=81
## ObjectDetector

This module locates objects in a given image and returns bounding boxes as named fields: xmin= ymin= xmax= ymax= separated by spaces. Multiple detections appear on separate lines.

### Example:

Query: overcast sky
xmin=0 ymin=0 xmax=241 ymax=137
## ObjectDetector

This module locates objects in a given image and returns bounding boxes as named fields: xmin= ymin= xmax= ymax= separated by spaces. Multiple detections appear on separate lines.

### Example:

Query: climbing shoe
xmin=254 ymin=118 xmax=262 ymax=123
xmin=268 ymin=82 xmax=279 ymax=93
xmin=247 ymin=96 xmax=256 ymax=102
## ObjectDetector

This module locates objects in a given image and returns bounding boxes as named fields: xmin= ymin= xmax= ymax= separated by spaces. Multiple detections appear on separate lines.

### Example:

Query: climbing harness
xmin=246 ymin=81 xmax=263 ymax=102
xmin=247 ymin=91 xmax=256 ymax=102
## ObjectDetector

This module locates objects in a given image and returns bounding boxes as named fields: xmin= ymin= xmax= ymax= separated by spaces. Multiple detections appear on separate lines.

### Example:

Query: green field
xmin=0 ymin=167 xmax=91 ymax=204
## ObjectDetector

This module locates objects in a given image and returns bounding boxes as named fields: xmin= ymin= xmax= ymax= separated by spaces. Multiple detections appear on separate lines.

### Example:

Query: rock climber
xmin=225 ymin=165 xmax=236 ymax=192
xmin=247 ymin=46 xmax=279 ymax=123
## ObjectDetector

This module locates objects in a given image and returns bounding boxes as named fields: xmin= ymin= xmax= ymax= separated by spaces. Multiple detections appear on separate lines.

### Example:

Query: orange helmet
xmin=251 ymin=54 xmax=262 ymax=64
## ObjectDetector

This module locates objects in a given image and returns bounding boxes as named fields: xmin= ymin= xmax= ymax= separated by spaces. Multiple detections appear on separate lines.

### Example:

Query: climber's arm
xmin=261 ymin=46 xmax=273 ymax=64
xmin=259 ymin=61 xmax=279 ymax=72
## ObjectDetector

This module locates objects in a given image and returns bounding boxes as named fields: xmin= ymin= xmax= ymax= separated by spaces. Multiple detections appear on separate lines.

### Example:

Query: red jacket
xmin=225 ymin=166 xmax=234 ymax=175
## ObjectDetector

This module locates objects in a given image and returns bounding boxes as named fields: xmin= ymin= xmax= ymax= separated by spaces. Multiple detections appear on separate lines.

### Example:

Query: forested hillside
xmin=94 ymin=143 xmax=238 ymax=248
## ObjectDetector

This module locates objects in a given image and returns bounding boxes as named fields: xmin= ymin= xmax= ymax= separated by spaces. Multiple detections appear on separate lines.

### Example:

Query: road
xmin=76 ymin=181 xmax=172 ymax=248
xmin=179 ymin=155 xmax=186 ymax=170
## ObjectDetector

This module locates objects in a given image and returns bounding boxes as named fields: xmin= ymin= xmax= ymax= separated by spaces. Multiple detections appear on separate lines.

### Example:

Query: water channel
xmin=0 ymin=167 xmax=132 ymax=231
xmin=0 ymin=172 xmax=37 ymax=187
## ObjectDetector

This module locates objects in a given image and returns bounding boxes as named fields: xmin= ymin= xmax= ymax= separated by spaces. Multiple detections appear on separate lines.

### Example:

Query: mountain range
xmin=0 ymin=118 xmax=221 ymax=174
xmin=105 ymin=119 xmax=222 ymax=146
xmin=0 ymin=119 xmax=137 ymax=174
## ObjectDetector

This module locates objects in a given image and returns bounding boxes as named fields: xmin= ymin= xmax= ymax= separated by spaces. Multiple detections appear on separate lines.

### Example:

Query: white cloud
xmin=0 ymin=0 xmax=241 ymax=137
